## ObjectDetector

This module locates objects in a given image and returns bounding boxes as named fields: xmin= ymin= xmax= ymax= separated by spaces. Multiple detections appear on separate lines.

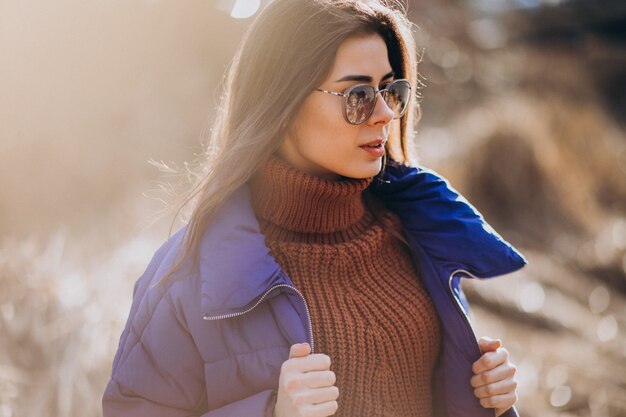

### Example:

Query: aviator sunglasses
xmin=315 ymin=78 xmax=411 ymax=125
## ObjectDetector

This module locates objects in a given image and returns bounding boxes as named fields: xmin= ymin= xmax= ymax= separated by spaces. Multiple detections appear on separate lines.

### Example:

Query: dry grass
xmin=0 ymin=230 xmax=162 ymax=417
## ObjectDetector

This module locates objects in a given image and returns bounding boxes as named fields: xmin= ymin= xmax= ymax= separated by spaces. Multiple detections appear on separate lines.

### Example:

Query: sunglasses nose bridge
xmin=371 ymin=88 xmax=395 ymax=120
xmin=341 ymin=81 xmax=409 ymax=125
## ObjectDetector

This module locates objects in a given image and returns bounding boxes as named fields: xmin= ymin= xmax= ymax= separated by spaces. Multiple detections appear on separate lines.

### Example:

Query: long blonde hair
xmin=156 ymin=0 xmax=422 ymax=287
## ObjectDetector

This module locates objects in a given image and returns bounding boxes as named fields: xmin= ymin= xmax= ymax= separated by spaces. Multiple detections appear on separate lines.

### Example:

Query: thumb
xmin=289 ymin=342 xmax=311 ymax=358
xmin=478 ymin=336 xmax=501 ymax=352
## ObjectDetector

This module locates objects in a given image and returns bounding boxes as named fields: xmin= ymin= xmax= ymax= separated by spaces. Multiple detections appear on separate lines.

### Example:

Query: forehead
xmin=327 ymin=33 xmax=392 ymax=81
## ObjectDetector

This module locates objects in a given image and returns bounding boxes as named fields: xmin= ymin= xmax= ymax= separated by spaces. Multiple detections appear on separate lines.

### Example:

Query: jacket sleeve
xmin=102 ymin=287 xmax=278 ymax=417
xmin=103 ymin=381 xmax=276 ymax=417
xmin=202 ymin=389 xmax=277 ymax=417
xmin=499 ymin=405 xmax=520 ymax=417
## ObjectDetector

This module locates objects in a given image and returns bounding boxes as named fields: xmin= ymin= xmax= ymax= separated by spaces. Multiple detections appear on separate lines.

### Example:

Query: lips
xmin=359 ymin=138 xmax=386 ymax=147
xmin=359 ymin=139 xmax=386 ymax=157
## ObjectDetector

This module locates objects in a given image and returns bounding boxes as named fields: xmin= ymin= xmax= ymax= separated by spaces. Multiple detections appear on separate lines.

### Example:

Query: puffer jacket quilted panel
xmin=103 ymin=161 xmax=527 ymax=417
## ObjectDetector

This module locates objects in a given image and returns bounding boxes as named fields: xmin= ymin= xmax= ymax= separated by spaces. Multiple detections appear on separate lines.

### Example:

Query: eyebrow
xmin=334 ymin=70 xmax=395 ymax=83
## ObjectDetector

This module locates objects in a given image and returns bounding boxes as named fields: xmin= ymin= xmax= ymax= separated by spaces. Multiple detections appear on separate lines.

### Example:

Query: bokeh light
xmin=589 ymin=285 xmax=611 ymax=314
xmin=519 ymin=281 xmax=545 ymax=313
xmin=596 ymin=315 xmax=619 ymax=342
xmin=550 ymin=385 xmax=572 ymax=408
xmin=230 ymin=0 xmax=261 ymax=19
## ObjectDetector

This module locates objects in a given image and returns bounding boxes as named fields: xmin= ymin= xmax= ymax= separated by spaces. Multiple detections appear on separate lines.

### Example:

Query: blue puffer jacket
xmin=102 ymin=160 xmax=527 ymax=417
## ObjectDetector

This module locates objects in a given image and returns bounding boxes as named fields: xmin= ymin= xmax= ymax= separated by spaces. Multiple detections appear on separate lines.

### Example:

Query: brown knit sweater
xmin=249 ymin=154 xmax=442 ymax=417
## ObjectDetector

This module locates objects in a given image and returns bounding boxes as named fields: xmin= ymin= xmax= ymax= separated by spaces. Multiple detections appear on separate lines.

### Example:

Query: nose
xmin=367 ymin=91 xmax=394 ymax=126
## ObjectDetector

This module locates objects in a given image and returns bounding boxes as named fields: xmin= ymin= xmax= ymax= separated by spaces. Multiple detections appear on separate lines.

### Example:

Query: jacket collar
xmin=194 ymin=185 xmax=285 ymax=318
xmin=193 ymin=162 xmax=526 ymax=317
xmin=370 ymin=160 xmax=527 ymax=278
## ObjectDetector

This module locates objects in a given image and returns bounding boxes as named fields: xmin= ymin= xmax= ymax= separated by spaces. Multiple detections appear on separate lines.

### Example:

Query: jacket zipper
xmin=449 ymin=268 xmax=499 ymax=417
xmin=448 ymin=269 xmax=484 ymax=356
xmin=202 ymin=283 xmax=315 ymax=354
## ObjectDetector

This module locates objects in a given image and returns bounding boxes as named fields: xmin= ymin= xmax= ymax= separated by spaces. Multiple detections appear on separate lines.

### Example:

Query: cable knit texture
xmin=249 ymin=154 xmax=443 ymax=417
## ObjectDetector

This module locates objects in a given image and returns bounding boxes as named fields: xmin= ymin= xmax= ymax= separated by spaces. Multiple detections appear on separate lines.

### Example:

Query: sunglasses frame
xmin=315 ymin=78 xmax=411 ymax=125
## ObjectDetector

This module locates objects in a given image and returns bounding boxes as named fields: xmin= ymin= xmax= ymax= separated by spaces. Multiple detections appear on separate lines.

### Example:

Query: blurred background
xmin=1 ymin=0 xmax=625 ymax=416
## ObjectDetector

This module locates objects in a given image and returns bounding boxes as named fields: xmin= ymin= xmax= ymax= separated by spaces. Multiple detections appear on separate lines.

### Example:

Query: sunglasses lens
xmin=384 ymin=80 xmax=411 ymax=119
xmin=345 ymin=85 xmax=376 ymax=124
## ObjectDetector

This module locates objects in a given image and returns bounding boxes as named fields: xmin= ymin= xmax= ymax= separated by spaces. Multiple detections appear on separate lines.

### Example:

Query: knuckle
xmin=328 ymin=370 xmax=337 ymax=385
xmin=480 ymin=398 xmax=492 ymax=408
xmin=285 ymin=376 xmax=299 ymax=391
xmin=485 ymin=384 xmax=494 ymax=396
xmin=297 ymin=393 xmax=309 ymax=406
xmin=480 ymin=372 xmax=490 ymax=385
xmin=484 ymin=355 xmax=494 ymax=369
xmin=323 ymin=354 xmax=332 ymax=368
xmin=502 ymin=349 xmax=509 ymax=361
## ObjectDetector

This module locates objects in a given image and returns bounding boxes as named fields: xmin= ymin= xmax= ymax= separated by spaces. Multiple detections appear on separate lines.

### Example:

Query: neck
xmin=248 ymin=154 xmax=374 ymax=242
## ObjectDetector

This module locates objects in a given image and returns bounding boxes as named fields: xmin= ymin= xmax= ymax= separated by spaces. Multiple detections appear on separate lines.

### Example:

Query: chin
xmin=339 ymin=161 xmax=383 ymax=179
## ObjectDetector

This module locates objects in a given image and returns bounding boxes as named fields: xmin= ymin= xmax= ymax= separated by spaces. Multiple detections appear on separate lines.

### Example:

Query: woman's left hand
xmin=470 ymin=336 xmax=519 ymax=417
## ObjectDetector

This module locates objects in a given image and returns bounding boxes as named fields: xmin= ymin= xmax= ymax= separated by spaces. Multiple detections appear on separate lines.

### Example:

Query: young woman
xmin=102 ymin=1 xmax=526 ymax=416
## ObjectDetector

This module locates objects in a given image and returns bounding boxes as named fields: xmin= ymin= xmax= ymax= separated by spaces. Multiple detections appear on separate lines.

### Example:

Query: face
xmin=276 ymin=33 xmax=396 ymax=180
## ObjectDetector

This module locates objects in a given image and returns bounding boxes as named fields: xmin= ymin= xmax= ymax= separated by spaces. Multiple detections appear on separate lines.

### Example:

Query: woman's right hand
xmin=273 ymin=343 xmax=339 ymax=417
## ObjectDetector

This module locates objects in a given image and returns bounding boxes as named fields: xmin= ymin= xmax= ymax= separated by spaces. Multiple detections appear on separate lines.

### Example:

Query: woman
xmin=102 ymin=1 xmax=526 ymax=416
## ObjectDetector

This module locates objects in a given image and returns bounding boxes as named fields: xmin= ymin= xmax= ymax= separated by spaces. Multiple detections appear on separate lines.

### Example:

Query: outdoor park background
xmin=1 ymin=0 xmax=625 ymax=416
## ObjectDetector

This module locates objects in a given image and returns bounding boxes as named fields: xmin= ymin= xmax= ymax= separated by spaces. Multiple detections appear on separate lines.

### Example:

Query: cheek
xmin=297 ymin=98 xmax=355 ymax=149
xmin=304 ymin=96 xmax=342 ymax=128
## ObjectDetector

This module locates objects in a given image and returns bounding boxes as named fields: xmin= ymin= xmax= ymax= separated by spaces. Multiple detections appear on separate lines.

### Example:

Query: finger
xmin=301 ymin=400 xmax=339 ymax=417
xmin=479 ymin=391 xmax=518 ymax=410
xmin=284 ymin=353 xmax=332 ymax=373
xmin=473 ymin=377 xmax=518 ymax=399
xmin=300 ymin=370 xmax=337 ymax=388
xmin=285 ymin=370 xmax=335 ymax=391
xmin=293 ymin=385 xmax=339 ymax=406
xmin=289 ymin=343 xmax=311 ymax=359
xmin=478 ymin=336 xmax=502 ymax=353
xmin=471 ymin=363 xmax=517 ymax=388
xmin=472 ymin=347 xmax=509 ymax=374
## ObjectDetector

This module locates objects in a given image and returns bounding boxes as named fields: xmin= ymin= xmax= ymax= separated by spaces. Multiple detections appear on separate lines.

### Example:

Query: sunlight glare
xmin=231 ymin=0 xmax=261 ymax=19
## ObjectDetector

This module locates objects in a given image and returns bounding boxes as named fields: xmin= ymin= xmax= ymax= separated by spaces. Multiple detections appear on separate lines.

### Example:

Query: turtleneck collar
xmin=248 ymin=153 xmax=374 ymax=241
